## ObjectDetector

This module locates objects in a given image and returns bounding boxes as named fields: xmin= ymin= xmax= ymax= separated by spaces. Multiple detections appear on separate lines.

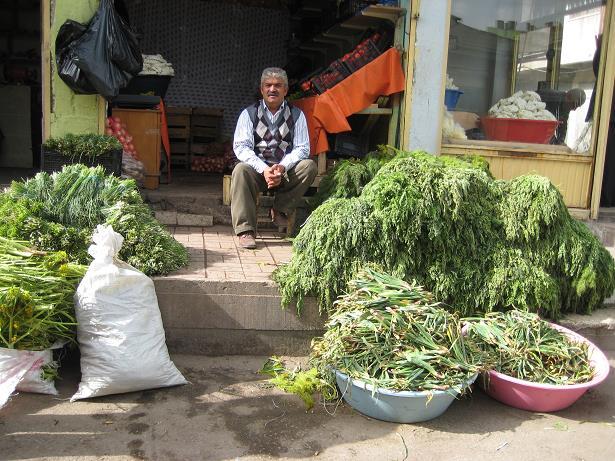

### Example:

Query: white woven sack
xmin=71 ymin=225 xmax=186 ymax=401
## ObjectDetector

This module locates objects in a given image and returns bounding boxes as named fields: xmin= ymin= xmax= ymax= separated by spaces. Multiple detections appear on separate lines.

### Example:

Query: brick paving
xmin=167 ymin=225 xmax=292 ymax=281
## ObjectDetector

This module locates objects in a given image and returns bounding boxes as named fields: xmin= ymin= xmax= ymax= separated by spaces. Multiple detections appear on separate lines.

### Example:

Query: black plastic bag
xmin=56 ymin=20 xmax=97 ymax=94
xmin=58 ymin=0 xmax=142 ymax=98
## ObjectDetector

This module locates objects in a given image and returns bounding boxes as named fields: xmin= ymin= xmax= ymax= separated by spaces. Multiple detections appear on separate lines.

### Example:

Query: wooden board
xmin=222 ymin=174 xmax=231 ymax=206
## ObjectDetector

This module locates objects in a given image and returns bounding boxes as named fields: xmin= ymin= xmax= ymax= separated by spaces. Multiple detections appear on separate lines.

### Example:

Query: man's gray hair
xmin=261 ymin=67 xmax=288 ymax=87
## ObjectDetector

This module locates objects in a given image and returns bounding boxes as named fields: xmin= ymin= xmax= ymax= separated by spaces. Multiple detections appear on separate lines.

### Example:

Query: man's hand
xmin=264 ymin=165 xmax=284 ymax=189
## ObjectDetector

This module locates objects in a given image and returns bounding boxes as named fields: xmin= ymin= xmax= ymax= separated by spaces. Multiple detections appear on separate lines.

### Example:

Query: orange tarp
xmin=293 ymin=47 xmax=405 ymax=155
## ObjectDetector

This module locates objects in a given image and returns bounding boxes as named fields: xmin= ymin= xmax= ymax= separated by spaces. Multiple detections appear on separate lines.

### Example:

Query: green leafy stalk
xmin=464 ymin=311 xmax=594 ymax=385
xmin=0 ymin=237 xmax=86 ymax=350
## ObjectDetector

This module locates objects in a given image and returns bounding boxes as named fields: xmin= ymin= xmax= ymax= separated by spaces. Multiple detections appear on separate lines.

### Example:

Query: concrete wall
xmin=49 ymin=0 xmax=102 ymax=137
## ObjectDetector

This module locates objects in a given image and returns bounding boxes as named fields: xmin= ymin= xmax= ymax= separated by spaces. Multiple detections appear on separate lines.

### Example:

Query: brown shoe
xmin=238 ymin=231 xmax=256 ymax=249
xmin=270 ymin=208 xmax=288 ymax=227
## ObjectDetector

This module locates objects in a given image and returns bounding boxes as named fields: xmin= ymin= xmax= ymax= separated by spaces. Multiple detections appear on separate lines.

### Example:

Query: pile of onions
xmin=105 ymin=116 xmax=138 ymax=159
xmin=191 ymin=155 xmax=226 ymax=173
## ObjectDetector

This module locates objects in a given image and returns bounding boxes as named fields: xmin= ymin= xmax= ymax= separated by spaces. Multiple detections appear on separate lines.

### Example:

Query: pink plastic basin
xmin=481 ymin=323 xmax=610 ymax=412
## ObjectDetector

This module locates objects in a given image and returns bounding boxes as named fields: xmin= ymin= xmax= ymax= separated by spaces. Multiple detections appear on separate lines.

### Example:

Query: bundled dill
xmin=0 ymin=165 xmax=188 ymax=276
xmin=309 ymin=148 xmax=396 ymax=209
xmin=274 ymin=150 xmax=615 ymax=318
xmin=464 ymin=311 xmax=594 ymax=385
xmin=43 ymin=133 xmax=121 ymax=159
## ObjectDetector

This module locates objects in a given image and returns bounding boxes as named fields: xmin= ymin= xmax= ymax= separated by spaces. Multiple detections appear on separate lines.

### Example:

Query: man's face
xmin=261 ymin=77 xmax=288 ymax=110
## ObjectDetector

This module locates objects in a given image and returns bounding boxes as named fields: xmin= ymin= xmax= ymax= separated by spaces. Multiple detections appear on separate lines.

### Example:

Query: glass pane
xmin=446 ymin=0 xmax=605 ymax=152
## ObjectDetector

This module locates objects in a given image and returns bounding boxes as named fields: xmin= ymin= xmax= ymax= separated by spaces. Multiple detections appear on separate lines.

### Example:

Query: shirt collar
xmin=261 ymin=99 xmax=285 ymax=115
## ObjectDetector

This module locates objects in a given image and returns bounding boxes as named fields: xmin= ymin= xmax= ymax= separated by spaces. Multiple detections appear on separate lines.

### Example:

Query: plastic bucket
xmin=480 ymin=324 xmax=610 ymax=412
xmin=335 ymin=370 xmax=477 ymax=423
xmin=444 ymin=89 xmax=463 ymax=111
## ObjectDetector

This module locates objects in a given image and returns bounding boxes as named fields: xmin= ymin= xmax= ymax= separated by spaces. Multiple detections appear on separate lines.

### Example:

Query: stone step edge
xmin=155 ymin=210 xmax=213 ymax=226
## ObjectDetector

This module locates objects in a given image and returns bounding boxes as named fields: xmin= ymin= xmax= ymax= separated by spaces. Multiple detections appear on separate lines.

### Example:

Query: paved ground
xmin=169 ymin=225 xmax=292 ymax=282
xmin=1 ymin=353 xmax=614 ymax=461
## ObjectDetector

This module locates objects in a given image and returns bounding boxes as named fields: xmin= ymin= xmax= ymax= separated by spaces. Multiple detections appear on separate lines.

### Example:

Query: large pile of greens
xmin=465 ymin=310 xmax=594 ymax=385
xmin=0 ymin=237 xmax=86 ymax=350
xmin=0 ymin=165 xmax=188 ymax=275
xmin=274 ymin=150 xmax=615 ymax=319
xmin=261 ymin=268 xmax=485 ymax=408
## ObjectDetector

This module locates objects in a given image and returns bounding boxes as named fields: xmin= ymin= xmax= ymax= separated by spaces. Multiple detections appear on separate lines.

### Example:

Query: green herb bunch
xmin=311 ymin=268 xmax=485 ymax=395
xmin=43 ymin=133 xmax=121 ymax=158
xmin=464 ymin=310 xmax=594 ymax=385
xmin=309 ymin=147 xmax=398 ymax=209
xmin=274 ymin=150 xmax=615 ymax=318
xmin=0 ymin=237 xmax=86 ymax=350
xmin=262 ymin=269 xmax=486 ymax=408
xmin=0 ymin=165 xmax=188 ymax=275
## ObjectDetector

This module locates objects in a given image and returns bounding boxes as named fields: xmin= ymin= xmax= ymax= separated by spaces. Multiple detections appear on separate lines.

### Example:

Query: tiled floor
xmin=168 ymin=225 xmax=292 ymax=281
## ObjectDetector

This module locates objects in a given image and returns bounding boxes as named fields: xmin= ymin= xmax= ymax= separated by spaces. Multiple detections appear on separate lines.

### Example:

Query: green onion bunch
xmin=464 ymin=310 xmax=594 ymax=385
xmin=0 ymin=237 xmax=86 ymax=350
xmin=310 ymin=268 xmax=486 ymax=395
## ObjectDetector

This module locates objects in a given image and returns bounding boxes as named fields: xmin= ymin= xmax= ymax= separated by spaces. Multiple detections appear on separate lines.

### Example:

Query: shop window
xmin=444 ymin=0 xmax=606 ymax=154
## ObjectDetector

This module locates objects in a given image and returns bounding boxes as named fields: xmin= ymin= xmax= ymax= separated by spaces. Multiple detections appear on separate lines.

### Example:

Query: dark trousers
xmin=231 ymin=159 xmax=317 ymax=235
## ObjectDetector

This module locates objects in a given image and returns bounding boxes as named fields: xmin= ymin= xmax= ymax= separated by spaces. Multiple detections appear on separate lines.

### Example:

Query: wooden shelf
xmin=356 ymin=107 xmax=393 ymax=115
xmin=361 ymin=5 xmax=406 ymax=23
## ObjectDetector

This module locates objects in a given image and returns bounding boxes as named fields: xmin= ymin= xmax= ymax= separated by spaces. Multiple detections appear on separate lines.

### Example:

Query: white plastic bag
xmin=15 ymin=341 xmax=66 ymax=395
xmin=1 ymin=348 xmax=47 ymax=408
xmin=71 ymin=225 xmax=186 ymax=401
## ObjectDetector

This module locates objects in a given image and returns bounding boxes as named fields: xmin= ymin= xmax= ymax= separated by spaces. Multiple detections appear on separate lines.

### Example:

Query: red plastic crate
xmin=341 ymin=39 xmax=382 ymax=73
xmin=481 ymin=117 xmax=559 ymax=144
xmin=310 ymin=59 xmax=352 ymax=93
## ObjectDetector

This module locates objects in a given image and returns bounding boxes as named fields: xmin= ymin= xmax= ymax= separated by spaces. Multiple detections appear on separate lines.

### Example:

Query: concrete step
xmin=144 ymin=174 xmax=231 ymax=225
xmin=154 ymin=277 xmax=324 ymax=356
xmin=154 ymin=274 xmax=615 ymax=356
xmin=155 ymin=210 xmax=214 ymax=227
xmin=560 ymin=306 xmax=615 ymax=351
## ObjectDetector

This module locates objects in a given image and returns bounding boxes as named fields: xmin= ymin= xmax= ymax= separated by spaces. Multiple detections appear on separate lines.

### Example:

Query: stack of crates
xmin=190 ymin=107 xmax=224 ymax=158
xmin=166 ymin=107 xmax=192 ymax=168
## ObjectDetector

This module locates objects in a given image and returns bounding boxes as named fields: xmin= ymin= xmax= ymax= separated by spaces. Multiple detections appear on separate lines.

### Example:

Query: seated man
xmin=232 ymin=67 xmax=316 ymax=249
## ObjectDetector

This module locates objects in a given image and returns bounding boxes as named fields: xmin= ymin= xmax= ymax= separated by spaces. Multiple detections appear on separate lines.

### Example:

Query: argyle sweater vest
xmin=247 ymin=101 xmax=300 ymax=165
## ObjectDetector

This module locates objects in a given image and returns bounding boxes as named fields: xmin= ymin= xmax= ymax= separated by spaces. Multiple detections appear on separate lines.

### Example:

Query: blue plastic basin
xmin=444 ymin=89 xmax=463 ymax=111
xmin=335 ymin=370 xmax=477 ymax=423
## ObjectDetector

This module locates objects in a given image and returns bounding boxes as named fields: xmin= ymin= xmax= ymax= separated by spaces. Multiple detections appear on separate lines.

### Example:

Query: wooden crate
xmin=166 ymin=106 xmax=192 ymax=168
xmin=191 ymin=107 xmax=223 ymax=155
xmin=113 ymin=108 xmax=161 ymax=190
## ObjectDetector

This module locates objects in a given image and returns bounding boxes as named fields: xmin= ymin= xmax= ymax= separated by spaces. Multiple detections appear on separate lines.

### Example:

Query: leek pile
xmin=274 ymin=150 xmax=615 ymax=318
xmin=0 ymin=237 xmax=86 ymax=350
xmin=0 ymin=165 xmax=188 ymax=275
xmin=262 ymin=269 xmax=485 ymax=407
xmin=464 ymin=311 xmax=594 ymax=385
xmin=311 ymin=268 xmax=484 ymax=394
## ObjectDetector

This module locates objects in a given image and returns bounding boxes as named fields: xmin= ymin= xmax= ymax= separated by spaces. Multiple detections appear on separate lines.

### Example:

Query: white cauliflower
xmin=442 ymin=105 xmax=467 ymax=140
xmin=488 ymin=91 xmax=556 ymax=120
xmin=139 ymin=54 xmax=175 ymax=76
xmin=446 ymin=74 xmax=459 ymax=90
